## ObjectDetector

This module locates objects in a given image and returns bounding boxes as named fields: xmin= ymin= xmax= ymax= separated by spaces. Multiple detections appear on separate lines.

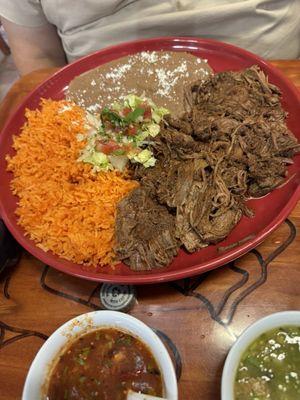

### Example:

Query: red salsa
xmin=46 ymin=328 xmax=163 ymax=400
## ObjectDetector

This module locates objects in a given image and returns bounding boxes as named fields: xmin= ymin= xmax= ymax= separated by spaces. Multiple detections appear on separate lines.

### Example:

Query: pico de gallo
xmin=77 ymin=94 xmax=169 ymax=172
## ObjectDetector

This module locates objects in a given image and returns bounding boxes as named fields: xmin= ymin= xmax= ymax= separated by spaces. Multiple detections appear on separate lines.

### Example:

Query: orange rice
xmin=6 ymin=99 xmax=138 ymax=267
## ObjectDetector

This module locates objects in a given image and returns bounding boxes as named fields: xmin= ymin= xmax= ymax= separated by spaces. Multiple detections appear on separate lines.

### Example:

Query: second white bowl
xmin=221 ymin=311 xmax=300 ymax=400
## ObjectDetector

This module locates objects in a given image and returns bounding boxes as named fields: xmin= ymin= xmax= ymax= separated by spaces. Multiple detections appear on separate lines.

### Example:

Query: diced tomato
xmin=96 ymin=140 xmax=120 ymax=154
xmin=143 ymin=106 xmax=152 ymax=119
xmin=122 ymin=107 xmax=131 ymax=116
xmin=127 ymin=125 xmax=137 ymax=136
xmin=140 ymin=102 xmax=152 ymax=119
xmin=123 ymin=144 xmax=134 ymax=153
xmin=95 ymin=140 xmax=103 ymax=152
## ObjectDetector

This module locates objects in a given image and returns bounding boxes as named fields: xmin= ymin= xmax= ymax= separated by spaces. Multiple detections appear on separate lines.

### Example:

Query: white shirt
xmin=0 ymin=0 xmax=299 ymax=61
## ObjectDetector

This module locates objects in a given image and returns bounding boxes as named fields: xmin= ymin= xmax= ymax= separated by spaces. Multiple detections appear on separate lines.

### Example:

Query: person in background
xmin=0 ymin=0 xmax=299 ymax=75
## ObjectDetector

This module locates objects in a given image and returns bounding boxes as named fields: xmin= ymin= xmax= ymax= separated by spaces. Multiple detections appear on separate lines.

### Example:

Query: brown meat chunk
xmin=115 ymin=187 xmax=178 ymax=271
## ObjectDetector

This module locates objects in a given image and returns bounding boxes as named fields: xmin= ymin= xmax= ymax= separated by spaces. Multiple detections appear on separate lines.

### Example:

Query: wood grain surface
xmin=0 ymin=61 xmax=299 ymax=400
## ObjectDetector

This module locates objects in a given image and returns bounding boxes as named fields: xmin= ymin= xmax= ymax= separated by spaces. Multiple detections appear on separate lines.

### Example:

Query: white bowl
xmin=221 ymin=311 xmax=300 ymax=400
xmin=22 ymin=310 xmax=178 ymax=400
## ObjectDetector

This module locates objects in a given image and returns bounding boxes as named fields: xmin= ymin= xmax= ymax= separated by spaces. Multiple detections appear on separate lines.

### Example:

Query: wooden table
xmin=0 ymin=61 xmax=299 ymax=400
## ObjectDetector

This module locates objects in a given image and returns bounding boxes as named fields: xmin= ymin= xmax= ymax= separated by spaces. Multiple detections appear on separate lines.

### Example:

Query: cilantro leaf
xmin=124 ymin=107 xmax=145 ymax=123
xmin=101 ymin=108 xmax=124 ymax=126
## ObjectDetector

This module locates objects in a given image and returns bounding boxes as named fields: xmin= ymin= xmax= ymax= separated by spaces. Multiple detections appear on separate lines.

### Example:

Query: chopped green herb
xmin=76 ymin=357 xmax=86 ymax=366
xmin=101 ymin=108 xmax=124 ymax=126
xmin=81 ymin=346 xmax=91 ymax=356
xmin=115 ymin=134 xmax=123 ymax=143
xmin=124 ymin=107 xmax=144 ymax=123
xmin=117 ymin=335 xmax=132 ymax=346
xmin=112 ymin=149 xmax=126 ymax=156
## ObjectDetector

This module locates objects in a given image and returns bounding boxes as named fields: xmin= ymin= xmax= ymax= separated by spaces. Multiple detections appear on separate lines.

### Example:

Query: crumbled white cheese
xmin=140 ymin=51 xmax=159 ymax=63
xmin=105 ymin=63 xmax=132 ymax=82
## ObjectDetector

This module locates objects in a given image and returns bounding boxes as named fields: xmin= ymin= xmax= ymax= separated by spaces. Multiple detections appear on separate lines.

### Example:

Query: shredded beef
xmin=115 ymin=66 xmax=299 ymax=270
xmin=115 ymin=187 xmax=178 ymax=271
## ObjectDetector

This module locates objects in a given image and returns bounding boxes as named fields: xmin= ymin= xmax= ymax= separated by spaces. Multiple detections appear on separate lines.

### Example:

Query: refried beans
xmin=67 ymin=51 xmax=212 ymax=115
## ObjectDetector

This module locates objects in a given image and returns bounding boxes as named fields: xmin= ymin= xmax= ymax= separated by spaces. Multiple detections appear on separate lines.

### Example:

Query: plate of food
xmin=0 ymin=37 xmax=299 ymax=284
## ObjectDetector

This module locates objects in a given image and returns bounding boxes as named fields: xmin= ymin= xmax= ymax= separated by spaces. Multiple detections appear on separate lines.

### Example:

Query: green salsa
xmin=235 ymin=326 xmax=300 ymax=400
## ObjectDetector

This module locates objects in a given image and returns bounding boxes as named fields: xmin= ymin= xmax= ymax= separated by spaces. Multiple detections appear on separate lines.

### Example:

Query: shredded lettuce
xmin=123 ymin=94 xmax=141 ymax=109
xmin=146 ymin=123 xmax=160 ymax=137
xmin=128 ymin=149 xmax=156 ymax=168
xmin=80 ymin=151 xmax=111 ymax=171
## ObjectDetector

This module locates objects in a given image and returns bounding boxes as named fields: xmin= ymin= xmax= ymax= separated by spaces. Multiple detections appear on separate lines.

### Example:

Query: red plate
xmin=0 ymin=37 xmax=300 ymax=284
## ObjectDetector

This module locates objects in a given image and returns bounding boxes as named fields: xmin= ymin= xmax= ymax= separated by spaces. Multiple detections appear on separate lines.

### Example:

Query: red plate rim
xmin=0 ymin=36 xmax=300 ymax=284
